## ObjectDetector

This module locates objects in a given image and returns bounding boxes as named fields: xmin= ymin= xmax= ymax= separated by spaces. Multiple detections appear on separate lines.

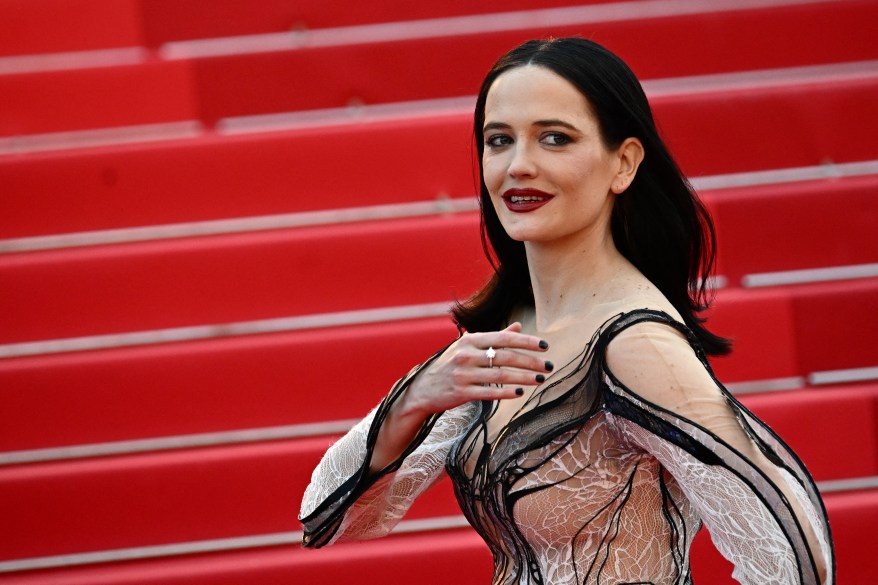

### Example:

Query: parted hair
xmin=452 ymin=37 xmax=731 ymax=356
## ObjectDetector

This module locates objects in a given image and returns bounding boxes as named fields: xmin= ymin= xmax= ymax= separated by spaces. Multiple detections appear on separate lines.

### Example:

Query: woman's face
xmin=482 ymin=65 xmax=622 ymax=247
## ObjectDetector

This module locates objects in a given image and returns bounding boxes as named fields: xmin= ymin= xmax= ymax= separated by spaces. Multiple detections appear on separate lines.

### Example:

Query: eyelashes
xmin=484 ymin=131 xmax=574 ymax=149
xmin=542 ymin=132 xmax=572 ymax=146
xmin=485 ymin=134 xmax=513 ymax=148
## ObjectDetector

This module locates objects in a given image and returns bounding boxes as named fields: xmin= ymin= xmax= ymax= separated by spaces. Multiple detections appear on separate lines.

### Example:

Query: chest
xmin=453 ymin=383 xmax=638 ymax=491
xmin=451 ymin=407 xmax=672 ymax=540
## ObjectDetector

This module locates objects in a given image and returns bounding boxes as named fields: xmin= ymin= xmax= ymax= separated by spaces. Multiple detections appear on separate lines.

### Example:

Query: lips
xmin=501 ymin=188 xmax=554 ymax=213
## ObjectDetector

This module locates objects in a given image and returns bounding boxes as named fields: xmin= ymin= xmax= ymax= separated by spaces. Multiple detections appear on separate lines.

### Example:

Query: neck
xmin=524 ymin=226 xmax=628 ymax=332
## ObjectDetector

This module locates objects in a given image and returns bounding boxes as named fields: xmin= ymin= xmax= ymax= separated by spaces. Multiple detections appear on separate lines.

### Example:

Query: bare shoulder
xmin=604 ymin=314 xmax=722 ymax=413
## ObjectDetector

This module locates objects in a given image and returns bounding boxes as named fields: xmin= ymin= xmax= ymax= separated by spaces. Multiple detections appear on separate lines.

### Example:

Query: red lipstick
xmin=502 ymin=188 xmax=554 ymax=213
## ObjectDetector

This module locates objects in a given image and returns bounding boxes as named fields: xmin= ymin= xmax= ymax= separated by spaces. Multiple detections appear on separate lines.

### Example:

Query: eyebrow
xmin=482 ymin=119 xmax=581 ymax=133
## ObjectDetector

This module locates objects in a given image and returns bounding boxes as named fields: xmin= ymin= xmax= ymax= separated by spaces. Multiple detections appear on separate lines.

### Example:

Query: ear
xmin=610 ymin=137 xmax=644 ymax=195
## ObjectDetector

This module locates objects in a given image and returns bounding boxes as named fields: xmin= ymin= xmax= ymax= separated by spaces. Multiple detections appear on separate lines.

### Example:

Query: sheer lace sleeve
xmin=602 ymin=315 xmax=834 ymax=585
xmin=299 ymin=351 xmax=479 ymax=548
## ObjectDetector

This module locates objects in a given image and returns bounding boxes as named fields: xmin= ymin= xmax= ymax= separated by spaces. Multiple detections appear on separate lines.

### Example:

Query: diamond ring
xmin=485 ymin=347 xmax=497 ymax=368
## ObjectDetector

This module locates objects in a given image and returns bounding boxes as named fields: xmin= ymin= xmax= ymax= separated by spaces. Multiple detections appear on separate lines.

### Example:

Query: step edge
xmin=0 ymin=514 xmax=473 ymax=574
xmin=0 ymin=301 xmax=454 ymax=360
xmin=158 ymin=0 xmax=846 ymax=60
xmin=2 ymin=476 xmax=875 ymax=575
xmin=2 ymin=159 xmax=876 ymax=254
xmin=3 ymin=373 xmax=877 ymax=465
xmin=2 ymin=57 xmax=875 ymax=154
xmin=0 ymin=419 xmax=359 ymax=466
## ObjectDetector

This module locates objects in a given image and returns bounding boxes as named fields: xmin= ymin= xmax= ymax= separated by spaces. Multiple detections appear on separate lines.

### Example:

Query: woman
xmin=299 ymin=38 xmax=833 ymax=584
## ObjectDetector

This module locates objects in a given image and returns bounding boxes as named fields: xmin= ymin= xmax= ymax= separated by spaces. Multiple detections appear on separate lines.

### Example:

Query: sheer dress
xmin=299 ymin=310 xmax=834 ymax=584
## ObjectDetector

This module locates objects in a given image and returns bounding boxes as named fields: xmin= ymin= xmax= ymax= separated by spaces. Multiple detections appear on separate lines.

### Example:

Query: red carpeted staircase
xmin=1 ymin=1 xmax=877 ymax=583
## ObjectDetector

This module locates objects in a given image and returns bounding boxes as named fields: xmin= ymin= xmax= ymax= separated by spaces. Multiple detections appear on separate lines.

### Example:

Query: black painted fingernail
xmin=544 ymin=361 xmax=554 ymax=372
xmin=515 ymin=388 xmax=524 ymax=396
xmin=535 ymin=374 xmax=546 ymax=383
xmin=539 ymin=340 xmax=549 ymax=349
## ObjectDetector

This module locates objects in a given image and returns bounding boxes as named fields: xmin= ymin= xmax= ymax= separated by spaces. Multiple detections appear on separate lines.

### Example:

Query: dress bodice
xmin=446 ymin=313 xmax=702 ymax=584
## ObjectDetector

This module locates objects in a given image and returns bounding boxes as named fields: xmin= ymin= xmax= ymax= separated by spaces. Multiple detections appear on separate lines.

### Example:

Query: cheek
xmin=481 ymin=156 xmax=505 ymax=193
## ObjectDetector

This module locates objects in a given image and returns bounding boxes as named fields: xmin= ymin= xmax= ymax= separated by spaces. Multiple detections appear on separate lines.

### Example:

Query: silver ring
xmin=485 ymin=347 xmax=496 ymax=368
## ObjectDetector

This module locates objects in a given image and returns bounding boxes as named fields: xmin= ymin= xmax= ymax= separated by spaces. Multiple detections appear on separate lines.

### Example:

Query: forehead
xmin=484 ymin=65 xmax=593 ymax=124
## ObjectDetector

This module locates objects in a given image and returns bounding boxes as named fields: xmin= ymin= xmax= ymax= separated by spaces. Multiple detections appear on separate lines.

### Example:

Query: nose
xmin=507 ymin=142 xmax=537 ymax=178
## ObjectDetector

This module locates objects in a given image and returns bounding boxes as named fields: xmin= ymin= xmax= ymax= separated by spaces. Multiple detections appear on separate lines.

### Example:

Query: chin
xmin=504 ymin=230 xmax=551 ymax=243
xmin=498 ymin=219 xmax=545 ymax=241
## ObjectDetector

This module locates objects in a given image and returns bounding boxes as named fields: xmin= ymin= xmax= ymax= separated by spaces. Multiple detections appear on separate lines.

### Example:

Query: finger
xmin=472 ymin=327 xmax=549 ymax=353
xmin=489 ymin=348 xmax=554 ymax=374
xmin=460 ymin=322 xmax=522 ymax=347
xmin=462 ymin=365 xmax=548 ymax=388
xmin=468 ymin=384 xmax=527 ymax=401
xmin=462 ymin=338 xmax=552 ymax=372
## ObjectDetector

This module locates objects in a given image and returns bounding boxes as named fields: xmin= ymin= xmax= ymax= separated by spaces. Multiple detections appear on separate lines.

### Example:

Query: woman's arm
xmin=299 ymin=394 xmax=478 ymax=547
xmin=300 ymin=322 xmax=550 ymax=547
xmin=605 ymin=321 xmax=832 ymax=584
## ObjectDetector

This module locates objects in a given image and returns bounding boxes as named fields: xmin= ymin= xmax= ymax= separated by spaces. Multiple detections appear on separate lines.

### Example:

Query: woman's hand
xmin=398 ymin=322 xmax=552 ymax=419
xmin=369 ymin=322 xmax=551 ymax=473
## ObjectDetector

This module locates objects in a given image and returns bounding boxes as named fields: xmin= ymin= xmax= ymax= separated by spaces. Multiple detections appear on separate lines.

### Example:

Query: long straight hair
xmin=452 ymin=38 xmax=731 ymax=356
